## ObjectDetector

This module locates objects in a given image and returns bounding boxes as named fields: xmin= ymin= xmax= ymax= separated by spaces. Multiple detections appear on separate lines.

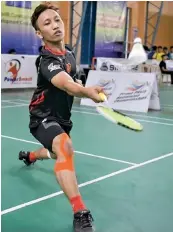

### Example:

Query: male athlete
xmin=19 ymin=4 xmax=104 ymax=232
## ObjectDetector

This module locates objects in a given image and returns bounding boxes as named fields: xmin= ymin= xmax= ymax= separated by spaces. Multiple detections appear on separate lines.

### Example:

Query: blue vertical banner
xmin=1 ymin=1 xmax=41 ymax=54
xmin=94 ymin=1 xmax=127 ymax=57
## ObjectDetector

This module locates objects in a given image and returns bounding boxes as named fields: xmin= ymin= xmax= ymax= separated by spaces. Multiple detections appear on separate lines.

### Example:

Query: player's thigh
xmin=31 ymin=120 xmax=65 ymax=153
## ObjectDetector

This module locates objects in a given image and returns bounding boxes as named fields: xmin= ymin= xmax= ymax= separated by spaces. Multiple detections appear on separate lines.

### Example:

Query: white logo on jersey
xmin=48 ymin=63 xmax=61 ymax=72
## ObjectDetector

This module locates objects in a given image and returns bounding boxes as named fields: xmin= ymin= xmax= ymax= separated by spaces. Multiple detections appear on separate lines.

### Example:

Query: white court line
xmin=3 ymin=98 xmax=173 ymax=108
xmin=1 ymin=100 xmax=28 ymax=106
xmin=1 ymin=151 xmax=173 ymax=215
xmin=2 ymin=102 xmax=173 ymax=126
xmin=125 ymin=112 xmax=173 ymax=122
xmin=73 ymin=106 xmax=173 ymax=122
xmin=162 ymin=106 xmax=173 ymax=109
xmin=8 ymin=99 xmax=29 ymax=103
xmin=1 ymin=104 xmax=28 ymax=108
xmin=1 ymin=104 xmax=173 ymax=126
xmin=161 ymin=104 xmax=173 ymax=107
xmin=72 ymin=110 xmax=173 ymax=126
xmin=133 ymin=119 xmax=173 ymax=126
xmin=6 ymin=98 xmax=173 ymax=108
xmin=2 ymin=99 xmax=173 ymax=122
xmin=2 ymin=99 xmax=29 ymax=103
xmin=74 ymin=150 xmax=136 ymax=165
xmin=3 ymin=101 xmax=26 ymax=106
xmin=1 ymin=100 xmax=11 ymax=102
xmin=1 ymin=135 xmax=136 ymax=166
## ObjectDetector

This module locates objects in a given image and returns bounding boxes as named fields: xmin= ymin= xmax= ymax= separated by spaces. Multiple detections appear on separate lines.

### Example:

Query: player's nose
xmin=52 ymin=21 xmax=59 ymax=30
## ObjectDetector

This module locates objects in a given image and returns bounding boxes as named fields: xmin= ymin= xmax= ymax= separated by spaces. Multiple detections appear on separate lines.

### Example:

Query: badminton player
xmin=19 ymin=4 xmax=104 ymax=232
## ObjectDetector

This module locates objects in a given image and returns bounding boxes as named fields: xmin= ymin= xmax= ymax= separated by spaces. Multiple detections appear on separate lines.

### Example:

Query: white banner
xmin=96 ymin=57 xmax=140 ymax=72
xmin=81 ymin=70 xmax=160 ymax=113
xmin=97 ymin=57 xmax=173 ymax=72
xmin=1 ymin=54 xmax=38 ymax=89
xmin=96 ymin=57 xmax=124 ymax=71
xmin=149 ymin=78 xmax=160 ymax=110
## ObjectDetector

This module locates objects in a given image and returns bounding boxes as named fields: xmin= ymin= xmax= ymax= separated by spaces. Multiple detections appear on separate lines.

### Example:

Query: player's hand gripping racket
xmin=97 ymin=93 xmax=143 ymax=131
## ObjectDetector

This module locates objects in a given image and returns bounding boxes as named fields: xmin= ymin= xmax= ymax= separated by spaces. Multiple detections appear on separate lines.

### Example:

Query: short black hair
xmin=152 ymin=46 xmax=157 ymax=51
xmin=38 ymin=46 xmax=43 ymax=52
xmin=31 ymin=4 xmax=59 ymax=30
xmin=163 ymin=46 xmax=168 ymax=50
xmin=8 ymin=49 xmax=16 ymax=54
xmin=143 ymin=45 xmax=150 ymax=51
xmin=158 ymin=46 xmax=162 ymax=49
xmin=170 ymin=46 xmax=173 ymax=49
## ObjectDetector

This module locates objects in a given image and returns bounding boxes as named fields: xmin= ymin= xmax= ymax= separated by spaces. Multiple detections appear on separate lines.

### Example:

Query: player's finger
xmin=95 ymin=86 xmax=103 ymax=93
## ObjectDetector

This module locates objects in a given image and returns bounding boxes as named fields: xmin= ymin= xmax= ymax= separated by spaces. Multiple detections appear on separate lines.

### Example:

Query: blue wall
xmin=80 ymin=2 xmax=97 ymax=65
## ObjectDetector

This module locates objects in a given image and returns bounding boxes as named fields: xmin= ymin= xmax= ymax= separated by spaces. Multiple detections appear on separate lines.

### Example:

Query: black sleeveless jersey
xmin=29 ymin=46 xmax=77 ymax=130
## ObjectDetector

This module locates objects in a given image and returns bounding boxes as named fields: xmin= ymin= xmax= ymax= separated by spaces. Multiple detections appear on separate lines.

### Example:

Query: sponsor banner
xmin=96 ymin=57 xmax=173 ymax=73
xmin=166 ymin=60 xmax=173 ymax=71
xmin=1 ymin=1 xmax=41 ymax=54
xmin=1 ymin=54 xmax=37 ymax=89
xmin=96 ymin=57 xmax=125 ymax=71
xmin=95 ymin=1 xmax=126 ymax=57
xmin=148 ymin=78 xmax=160 ymax=110
xmin=96 ymin=57 xmax=140 ymax=72
xmin=81 ymin=70 xmax=160 ymax=113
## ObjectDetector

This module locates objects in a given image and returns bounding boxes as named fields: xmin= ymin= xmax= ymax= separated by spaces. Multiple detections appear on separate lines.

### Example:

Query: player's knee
xmin=52 ymin=133 xmax=74 ymax=160
xmin=53 ymin=133 xmax=74 ymax=172
xmin=64 ymin=138 xmax=74 ymax=157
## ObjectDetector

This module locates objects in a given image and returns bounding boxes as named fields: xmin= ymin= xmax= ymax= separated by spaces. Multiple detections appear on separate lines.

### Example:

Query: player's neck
xmin=44 ymin=41 xmax=65 ymax=53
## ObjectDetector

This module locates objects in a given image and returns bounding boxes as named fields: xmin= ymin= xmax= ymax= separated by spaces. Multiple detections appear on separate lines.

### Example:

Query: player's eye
xmin=44 ymin=21 xmax=50 ymax=26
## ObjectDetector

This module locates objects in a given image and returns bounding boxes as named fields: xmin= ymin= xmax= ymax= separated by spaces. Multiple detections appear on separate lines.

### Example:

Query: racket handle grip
xmin=99 ymin=93 xmax=107 ymax=102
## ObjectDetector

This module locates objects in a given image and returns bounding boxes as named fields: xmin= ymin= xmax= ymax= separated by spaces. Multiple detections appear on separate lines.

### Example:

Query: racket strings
xmin=97 ymin=106 xmax=143 ymax=131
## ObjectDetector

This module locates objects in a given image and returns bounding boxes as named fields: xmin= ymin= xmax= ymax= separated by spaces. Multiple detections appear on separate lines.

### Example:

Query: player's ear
xmin=36 ymin=30 xmax=43 ymax=40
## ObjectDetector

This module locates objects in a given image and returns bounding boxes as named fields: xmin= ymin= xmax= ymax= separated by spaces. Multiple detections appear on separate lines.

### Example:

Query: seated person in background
xmin=143 ymin=45 xmax=150 ymax=55
xmin=148 ymin=45 xmax=157 ymax=59
xmin=8 ymin=49 xmax=16 ymax=54
xmin=163 ymin=46 xmax=169 ymax=56
xmin=159 ymin=55 xmax=173 ymax=84
xmin=153 ymin=46 xmax=164 ymax=61
xmin=169 ymin=46 xmax=173 ymax=60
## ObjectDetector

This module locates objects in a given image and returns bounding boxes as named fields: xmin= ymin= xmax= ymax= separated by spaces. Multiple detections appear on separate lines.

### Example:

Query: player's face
xmin=36 ymin=9 xmax=64 ymax=43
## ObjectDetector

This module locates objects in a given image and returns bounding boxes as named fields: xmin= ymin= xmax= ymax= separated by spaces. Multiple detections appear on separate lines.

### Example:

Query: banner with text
xmin=1 ymin=54 xmax=37 ymax=89
xmin=81 ymin=70 xmax=160 ymax=113
xmin=1 ymin=1 xmax=41 ymax=54
xmin=96 ymin=57 xmax=126 ymax=71
xmin=95 ymin=1 xmax=126 ymax=57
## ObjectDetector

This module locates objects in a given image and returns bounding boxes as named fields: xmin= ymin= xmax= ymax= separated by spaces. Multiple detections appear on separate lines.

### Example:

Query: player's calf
xmin=52 ymin=133 xmax=95 ymax=231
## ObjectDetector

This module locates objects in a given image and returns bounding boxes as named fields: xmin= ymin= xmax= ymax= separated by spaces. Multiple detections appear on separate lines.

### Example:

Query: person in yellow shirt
xmin=152 ymin=46 xmax=164 ymax=61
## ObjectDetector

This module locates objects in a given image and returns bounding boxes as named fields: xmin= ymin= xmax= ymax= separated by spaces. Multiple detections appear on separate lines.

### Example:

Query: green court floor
xmin=1 ymin=86 xmax=173 ymax=232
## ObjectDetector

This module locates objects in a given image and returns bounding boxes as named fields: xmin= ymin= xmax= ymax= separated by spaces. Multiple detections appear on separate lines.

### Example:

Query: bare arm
xmin=161 ymin=67 xmax=168 ymax=72
xmin=51 ymin=71 xmax=87 ymax=97
xmin=51 ymin=71 xmax=103 ymax=103
xmin=152 ymin=53 xmax=157 ymax=59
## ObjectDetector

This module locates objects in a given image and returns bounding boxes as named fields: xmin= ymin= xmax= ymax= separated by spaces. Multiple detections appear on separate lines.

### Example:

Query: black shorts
xmin=30 ymin=118 xmax=71 ymax=152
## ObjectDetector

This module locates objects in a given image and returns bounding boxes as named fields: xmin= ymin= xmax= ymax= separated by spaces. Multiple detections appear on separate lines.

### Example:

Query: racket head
xmin=96 ymin=106 xmax=143 ymax=131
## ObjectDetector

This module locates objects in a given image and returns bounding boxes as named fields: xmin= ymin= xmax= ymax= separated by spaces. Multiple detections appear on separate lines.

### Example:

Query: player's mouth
xmin=54 ymin=30 xmax=62 ymax=36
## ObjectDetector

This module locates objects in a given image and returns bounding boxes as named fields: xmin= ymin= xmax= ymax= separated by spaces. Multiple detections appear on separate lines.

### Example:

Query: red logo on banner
xmin=5 ymin=59 xmax=21 ymax=81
